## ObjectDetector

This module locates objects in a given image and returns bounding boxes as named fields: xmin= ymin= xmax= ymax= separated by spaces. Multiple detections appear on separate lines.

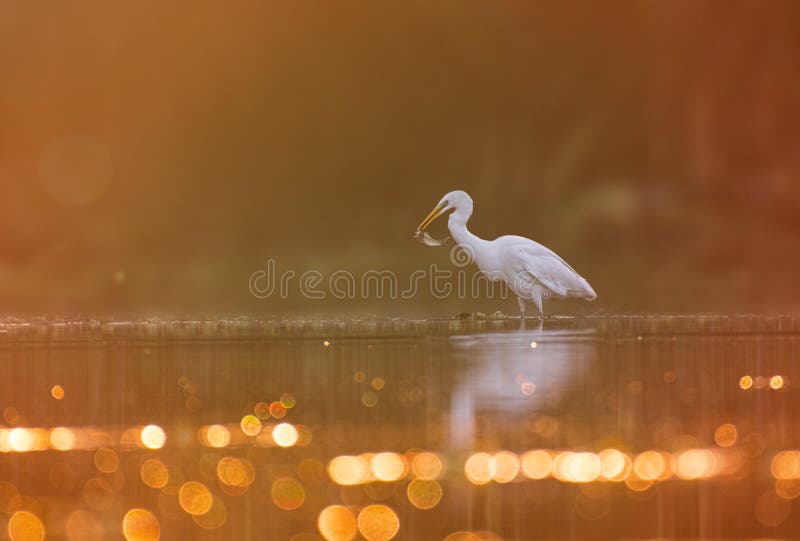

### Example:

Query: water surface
xmin=1 ymin=316 xmax=798 ymax=540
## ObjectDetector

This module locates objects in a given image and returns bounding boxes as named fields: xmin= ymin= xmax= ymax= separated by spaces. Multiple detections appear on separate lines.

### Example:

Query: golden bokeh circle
xmin=714 ymin=424 xmax=738 ymax=447
xmin=217 ymin=457 xmax=256 ymax=488
xmin=407 ymin=479 xmax=443 ymax=509
xmin=8 ymin=510 xmax=44 ymax=541
xmin=520 ymin=450 xmax=553 ymax=479
xmin=270 ymin=402 xmax=287 ymax=418
xmin=271 ymin=477 xmax=306 ymax=510
xmin=633 ymin=451 xmax=665 ymax=481
xmin=674 ymin=449 xmax=715 ymax=480
xmin=273 ymin=423 xmax=299 ymax=447
xmin=140 ymin=459 xmax=169 ymax=489
xmin=371 ymin=453 xmax=407 ymax=482
xmin=598 ymin=449 xmax=630 ymax=481
xmin=240 ymin=415 xmax=262 ymax=436
xmin=464 ymin=453 xmax=496 ymax=485
xmin=357 ymin=505 xmax=400 ymax=541
xmin=361 ymin=392 xmax=379 ymax=407
xmin=771 ymin=450 xmax=800 ymax=479
xmin=411 ymin=452 xmax=443 ymax=480
xmin=204 ymin=425 xmax=231 ymax=448
xmin=492 ymin=451 xmax=520 ymax=483
xmin=51 ymin=385 xmax=65 ymax=400
xmin=122 ymin=508 xmax=160 ymax=541
xmin=178 ymin=481 xmax=213 ymax=515
xmin=328 ymin=456 xmax=369 ymax=486
xmin=141 ymin=425 xmax=166 ymax=450
xmin=318 ymin=505 xmax=357 ymax=541
xmin=49 ymin=427 xmax=76 ymax=451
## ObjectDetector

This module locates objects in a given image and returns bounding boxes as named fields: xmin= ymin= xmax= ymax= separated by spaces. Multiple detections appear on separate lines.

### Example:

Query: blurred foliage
xmin=1 ymin=0 xmax=799 ymax=315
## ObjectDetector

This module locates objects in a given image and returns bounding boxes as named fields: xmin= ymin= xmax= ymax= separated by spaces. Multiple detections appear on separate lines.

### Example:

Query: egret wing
xmin=505 ymin=244 xmax=594 ymax=298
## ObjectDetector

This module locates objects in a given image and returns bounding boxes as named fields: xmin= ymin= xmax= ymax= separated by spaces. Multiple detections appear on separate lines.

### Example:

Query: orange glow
xmin=49 ymin=427 xmax=76 ymax=451
xmin=633 ymin=451 xmax=666 ymax=481
xmin=407 ymin=479 xmax=443 ymax=509
xmin=203 ymin=425 xmax=230 ymax=448
xmin=140 ymin=459 xmax=169 ymax=489
xmin=8 ymin=510 xmax=44 ymax=541
xmin=599 ymin=449 xmax=630 ymax=481
xmin=318 ymin=505 xmax=357 ymax=541
xmin=464 ymin=453 xmax=496 ymax=485
xmin=739 ymin=375 xmax=753 ymax=389
xmin=140 ymin=425 xmax=166 ymax=449
xmin=328 ymin=455 xmax=369 ymax=486
xmin=271 ymin=477 xmax=306 ymax=510
xmin=51 ymin=385 xmax=65 ymax=400
xmin=240 ymin=415 xmax=262 ymax=436
xmin=411 ymin=452 xmax=444 ymax=480
xmin=674 ymin=449 xmax=716 ymax=479
xmin=273 ymin=423 xmax=299 ymax=447
xmin=178 ymin=482 xmax=213 ymax=515
xmin=357 ymin=505 xmax=400 ymax=541
xmin=492 ymin=451 xmax=520 ymax=483
xmin=9 ymin=428 xmax=35 ymax=452
xmin=520 ymin=450 xmax=553 ymax=479
xmin=771 ymin=450 xmax=800 ymax=479
xmin=556 ymin=452 xmax=602 ymax=483
xmin=121 ymin=508 xmax=160 ymax=541
xmin=371 ymin=452 xmax=407 ymax=482
xmin=770 ymin=375 xmax=784 ymax=389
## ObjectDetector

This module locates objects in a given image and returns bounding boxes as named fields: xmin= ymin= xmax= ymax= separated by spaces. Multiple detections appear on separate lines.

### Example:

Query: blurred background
xmin=1 ymin=0 xmax=799 ymax=316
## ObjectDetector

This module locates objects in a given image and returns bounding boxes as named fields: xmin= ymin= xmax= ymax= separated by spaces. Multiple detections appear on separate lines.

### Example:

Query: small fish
xmin=414 ymin=230 xmax=451 ymax=247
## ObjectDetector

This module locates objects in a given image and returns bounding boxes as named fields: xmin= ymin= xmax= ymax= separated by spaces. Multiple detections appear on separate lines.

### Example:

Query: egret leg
xmin=517 ymin=297 xmax=526 ymax=320
xmin=531 ymin=293 xmax=544 ymax=319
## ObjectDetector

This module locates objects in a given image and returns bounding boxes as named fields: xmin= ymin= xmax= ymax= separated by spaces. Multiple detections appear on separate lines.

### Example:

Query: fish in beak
xmin=416 ymin=201 xmax=448 ymax=231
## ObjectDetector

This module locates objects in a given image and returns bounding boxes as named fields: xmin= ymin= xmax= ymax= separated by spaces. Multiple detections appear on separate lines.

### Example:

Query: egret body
xmin=416 ymin=190 xmax=596 ymax=318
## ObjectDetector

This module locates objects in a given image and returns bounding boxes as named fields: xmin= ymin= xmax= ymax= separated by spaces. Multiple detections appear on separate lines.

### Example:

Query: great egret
xmin=416 ymin=190 xmax=596 ymax=318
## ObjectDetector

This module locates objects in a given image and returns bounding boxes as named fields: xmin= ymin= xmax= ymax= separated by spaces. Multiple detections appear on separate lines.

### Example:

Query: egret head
xmin=417 ymin=190 xmax=473 ymax=230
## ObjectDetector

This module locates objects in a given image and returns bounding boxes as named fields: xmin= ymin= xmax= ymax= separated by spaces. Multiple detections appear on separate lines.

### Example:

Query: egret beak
xmin=417 ymin=202 xmax=448 ymax=231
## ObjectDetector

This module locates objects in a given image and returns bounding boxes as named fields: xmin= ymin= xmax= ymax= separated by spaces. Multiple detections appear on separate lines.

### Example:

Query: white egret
xmin=416 ymin=190 xmax=596 ymax=318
